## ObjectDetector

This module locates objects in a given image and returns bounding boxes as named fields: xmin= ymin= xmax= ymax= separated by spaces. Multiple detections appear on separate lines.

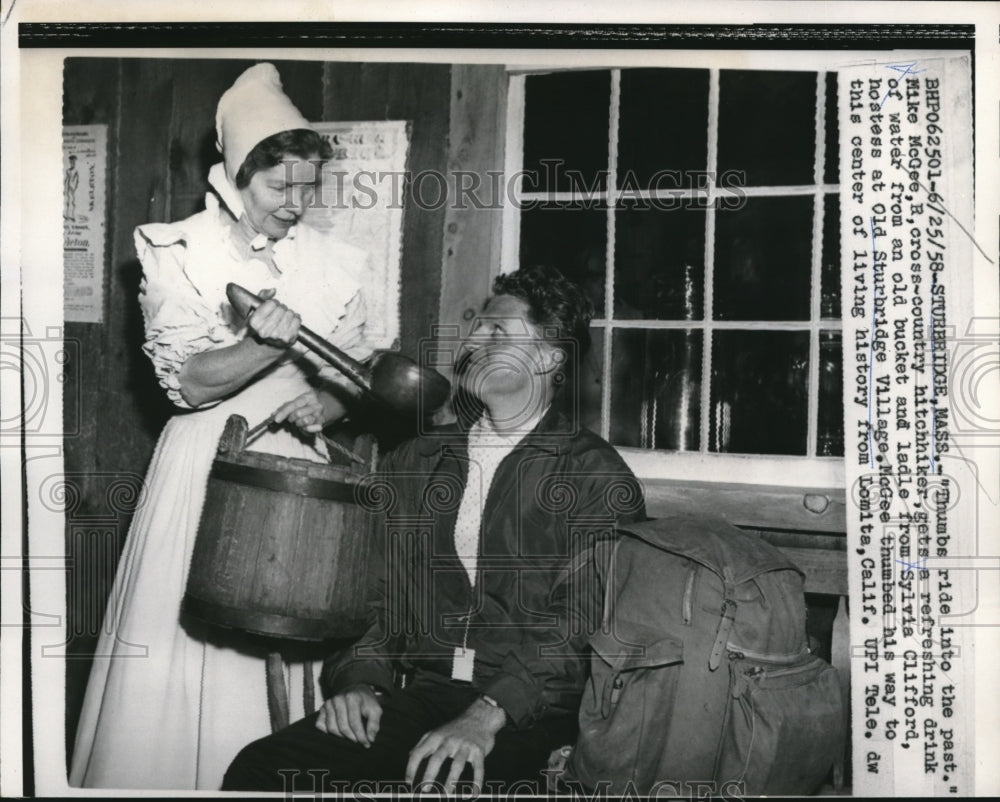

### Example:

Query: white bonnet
xmin=215 ymin=63 xmax=312 ymax=183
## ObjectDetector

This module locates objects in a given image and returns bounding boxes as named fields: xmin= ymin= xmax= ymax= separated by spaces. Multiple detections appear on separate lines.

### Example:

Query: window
xmin=504 ymin=67 xmax=843 ymax=477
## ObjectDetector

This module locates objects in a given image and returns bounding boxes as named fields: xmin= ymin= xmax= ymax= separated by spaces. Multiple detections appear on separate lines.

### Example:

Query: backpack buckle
xmin=709 ymin=598 xmax=737 ymax=671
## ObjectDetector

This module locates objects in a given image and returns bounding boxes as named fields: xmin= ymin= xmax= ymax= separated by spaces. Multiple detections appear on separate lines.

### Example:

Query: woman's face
xmin=239 ymin=154 xmax=320 ymax=240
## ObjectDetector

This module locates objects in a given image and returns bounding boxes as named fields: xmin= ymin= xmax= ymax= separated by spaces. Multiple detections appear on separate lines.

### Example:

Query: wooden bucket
xmin=183 ymin=416 xmax=373 ymax=641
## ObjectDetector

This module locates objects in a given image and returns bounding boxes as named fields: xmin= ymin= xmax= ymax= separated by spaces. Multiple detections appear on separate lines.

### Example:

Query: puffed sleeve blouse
xmin=135 ymin=164 xmax=374 ymax=409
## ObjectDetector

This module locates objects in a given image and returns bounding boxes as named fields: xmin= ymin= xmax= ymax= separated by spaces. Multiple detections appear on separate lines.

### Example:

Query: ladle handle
xmin=225 ymin=283 xmax=371 ymax=393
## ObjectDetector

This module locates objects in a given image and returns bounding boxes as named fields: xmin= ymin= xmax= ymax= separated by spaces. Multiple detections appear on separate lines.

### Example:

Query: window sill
xmin=619 ymin=447 xmax=845 ymax=489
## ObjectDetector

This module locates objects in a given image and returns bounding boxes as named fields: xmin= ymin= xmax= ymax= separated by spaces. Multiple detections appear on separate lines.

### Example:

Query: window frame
xmin=501 ymin=62 xmax=846 ymax=489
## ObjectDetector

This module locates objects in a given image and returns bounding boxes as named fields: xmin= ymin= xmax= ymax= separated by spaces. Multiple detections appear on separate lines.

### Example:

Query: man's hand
xmin=405 ymin=697 xmax=507 ymax=793
xmin=315 ymin=684 xmax=382 ymax=748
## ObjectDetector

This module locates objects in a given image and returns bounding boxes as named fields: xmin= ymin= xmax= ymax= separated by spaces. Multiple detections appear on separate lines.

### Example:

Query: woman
xmin=70 ymin=64 xmax=376 ymax=790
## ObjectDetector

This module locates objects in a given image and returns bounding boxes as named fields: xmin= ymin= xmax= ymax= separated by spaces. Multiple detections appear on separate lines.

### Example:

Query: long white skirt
xmin=70 ymin=366 xmax=334 ymax=790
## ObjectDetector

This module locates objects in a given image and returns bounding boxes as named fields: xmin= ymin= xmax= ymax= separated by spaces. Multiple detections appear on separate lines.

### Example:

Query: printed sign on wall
xmin=63 ymin=124 xmax=108 ymax=324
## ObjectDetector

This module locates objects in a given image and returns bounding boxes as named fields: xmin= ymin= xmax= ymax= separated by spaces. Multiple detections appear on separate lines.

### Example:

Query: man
xmin=223 ymin=265 xmax=645 ymax=793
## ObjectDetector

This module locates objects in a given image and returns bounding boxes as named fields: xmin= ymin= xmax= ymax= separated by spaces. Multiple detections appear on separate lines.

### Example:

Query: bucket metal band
xmin=209 ymin=460 xmax=358 ymax=503
xmin=182 ymin=594 xmax=366 ymax=642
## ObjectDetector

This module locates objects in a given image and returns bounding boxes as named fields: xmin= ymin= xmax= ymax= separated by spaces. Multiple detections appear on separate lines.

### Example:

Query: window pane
xmin=818 ymin=330 xmax=844 ymax=457
xmin=575 ymin=326 xmax=605 ymax=436
xmin=824 ymin=72 xmax=839 ymax=185
xmin=821 ymin=194 xmax=841 ymax=319
xmin=617 ymin=68 xmax=709 ymax=188
xmin=710 ymin=330 xmax=809 ymax=455
xmin=609 ymin=328 xmax=702 ymax=450
xmin=717 ymin=70 xmax=817 ymax=186
xmin=519 ymin=204 xmax=608 ymax=316
xmin=614 ymin=206 xmax=706 ymax=320
xmin=523 ymin=71 xmax=610 ymax=194
xmin=714 ymin=196 xmax=813 ymax=321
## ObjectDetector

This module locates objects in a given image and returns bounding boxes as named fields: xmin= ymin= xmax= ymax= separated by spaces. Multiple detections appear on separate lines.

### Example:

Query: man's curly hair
xmin=492 ymin=264 xmax=594 ymax=356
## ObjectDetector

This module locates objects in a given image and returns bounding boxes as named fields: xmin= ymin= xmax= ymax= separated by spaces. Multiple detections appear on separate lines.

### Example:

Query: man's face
xmin=456 ymin=294 xmax=558 ymax=410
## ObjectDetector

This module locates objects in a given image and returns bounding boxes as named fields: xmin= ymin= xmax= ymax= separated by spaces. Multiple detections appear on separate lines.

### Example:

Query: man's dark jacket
xmin=324 ymin=406 xmax=646 ymax=729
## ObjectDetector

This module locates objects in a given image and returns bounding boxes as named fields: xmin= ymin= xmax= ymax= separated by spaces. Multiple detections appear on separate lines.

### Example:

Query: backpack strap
xmin=595 ymin=537 xmax=622 ymax=632
xmin=727 ymin=644 xmax=810 ymax=664
xmin=681 ymin=561 xmax=697 ymax=625
xmin=708 ymin=587 xmax=737 ymax=671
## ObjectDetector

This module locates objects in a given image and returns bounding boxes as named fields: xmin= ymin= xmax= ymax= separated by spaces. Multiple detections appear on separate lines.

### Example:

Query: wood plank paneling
xmin=643 ymin=477 xmax=847 ymax=533
xmin=438 ymin=65 xmax=508 ymax=383
xmin=62 ymin=57 xmax=181 ymax=762
xmin=320 ymin=62 xmax=452 ymax=443
xmin=109 ymin=60 xmax=177 ymax=444
xmin=62 ymin=56 xmax=124 ymax=764
xmin=167 ymin=60 xmax=244 ymax=222
xmin=62 ymin=58 xmax=121 ymax=507
xmin=62 ymin=58 xmax=120 ymax=125
xmin=322 ymin=62 xmax=451 ymax=360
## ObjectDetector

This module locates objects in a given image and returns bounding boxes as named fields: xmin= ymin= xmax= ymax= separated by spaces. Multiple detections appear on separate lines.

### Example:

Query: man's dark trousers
xmin=221 ymin=671 xmax=577 ymax=792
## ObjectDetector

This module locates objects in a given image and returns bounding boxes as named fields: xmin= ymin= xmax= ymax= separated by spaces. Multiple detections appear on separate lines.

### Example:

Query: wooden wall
xmin=322 ymin=62 xmax=452 ymax=358
xmin=437 ymin=65 xmax=510 ymax=382
xmin=60 ymin=56 xmax=499 ymax=759
xmin=63 ymin=59 xmax=170 ymax=758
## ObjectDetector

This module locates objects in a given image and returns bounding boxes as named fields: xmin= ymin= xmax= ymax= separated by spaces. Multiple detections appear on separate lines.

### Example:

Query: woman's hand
xmin=272 ymin=390 xmax=326 ymax=434
xmin=177 ymin=289 xmax=301 ymax=408
xmin=247 ymin=288 xmax=301 ymax=349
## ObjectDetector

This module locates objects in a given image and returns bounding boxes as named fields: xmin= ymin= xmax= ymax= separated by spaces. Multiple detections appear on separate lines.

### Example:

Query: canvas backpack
xmin=565 ymin=513 xmax=845 ymax=796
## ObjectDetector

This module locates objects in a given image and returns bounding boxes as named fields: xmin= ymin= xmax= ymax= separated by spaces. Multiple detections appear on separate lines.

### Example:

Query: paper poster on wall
xmin=304 ymin=120 xmax=409 ymax=351
xmin=62 ymin=124 xmax=108 ymax=324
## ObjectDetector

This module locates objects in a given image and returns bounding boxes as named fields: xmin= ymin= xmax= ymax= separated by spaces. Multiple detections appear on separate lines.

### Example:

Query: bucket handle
xmin=245 ymin=415 xmax=276 ymax=448
xmin=220 ymin=413 xmax=368 ymax=466
xmin=218 ymin=414 xmax=251 ymax=455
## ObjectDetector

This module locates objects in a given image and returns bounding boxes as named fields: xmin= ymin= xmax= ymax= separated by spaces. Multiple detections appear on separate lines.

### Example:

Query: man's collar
xmin=468 ymin=406 xmax=548 ymax=448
